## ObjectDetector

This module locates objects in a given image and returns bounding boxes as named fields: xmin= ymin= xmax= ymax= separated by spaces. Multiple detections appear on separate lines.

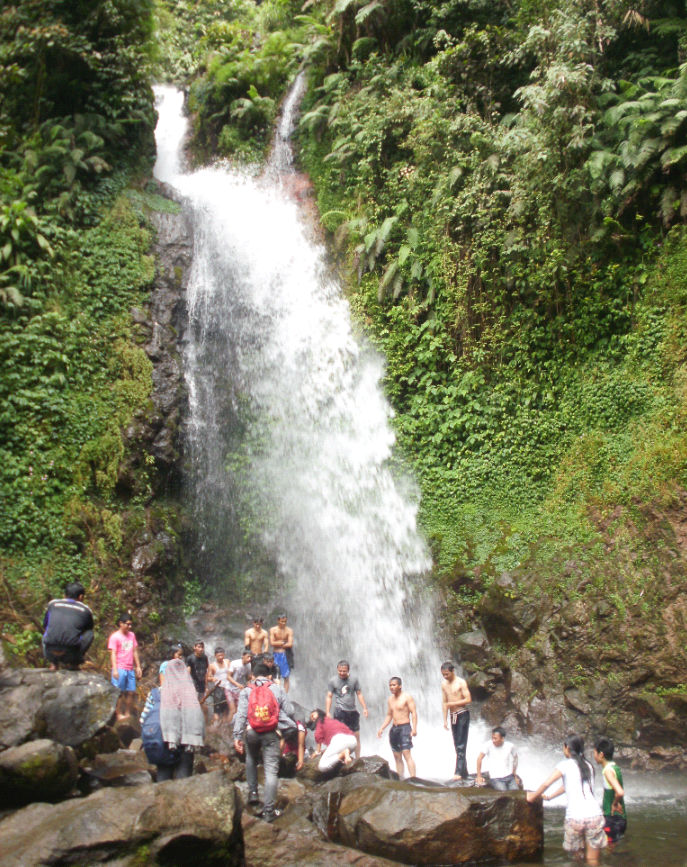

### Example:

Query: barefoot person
xmin=527 ymin=734 xmax=607 ymax=866
xmin=377 ymin=676 xmax=418 ymax=778
xmin=244 ymin=616 xmax=269 ymax=655
xmin=269 ymin=614 xmax=294 ymax=693
xmin=441 ymin=661 xmax=472 ymax=781
xmin=108 ymin=614 xmax=142 ymax=721
xmin=326 ymin=660 xmax=369 ymax=759
xmin=309 ymin=708 xmax=357 ymax=772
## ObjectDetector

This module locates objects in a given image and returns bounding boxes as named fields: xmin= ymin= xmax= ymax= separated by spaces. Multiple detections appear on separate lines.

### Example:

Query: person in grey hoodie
xmin=233 ymin=658 xmax=295 ymax=822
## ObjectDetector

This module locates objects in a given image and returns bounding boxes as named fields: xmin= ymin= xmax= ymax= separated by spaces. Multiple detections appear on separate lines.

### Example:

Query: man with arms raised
xmin=326 ymin=659 xmax=368 ymax=759
xmin=377 ymin=676 xmax=418 ymax=778
xmin=244 ymin=616 xmax=269 ymax=655
xmin=269 ymin=613 xmax=294 ymax=693
xmin=441 ymin=660 xmax=472 ymax=781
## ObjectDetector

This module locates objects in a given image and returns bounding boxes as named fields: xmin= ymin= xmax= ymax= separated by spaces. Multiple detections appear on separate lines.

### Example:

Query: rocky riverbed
xmin=0 ymin=657 xmax=542 ymax=865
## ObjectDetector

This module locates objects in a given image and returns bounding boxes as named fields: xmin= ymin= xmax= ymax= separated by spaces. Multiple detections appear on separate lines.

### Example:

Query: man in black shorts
xmin=42 ymin=582 xmax=94 ymax=670
xmin=377 ymin=676 xmax=418 ymax=778
xmin=325 ymin=659 xmax=368 ymax=759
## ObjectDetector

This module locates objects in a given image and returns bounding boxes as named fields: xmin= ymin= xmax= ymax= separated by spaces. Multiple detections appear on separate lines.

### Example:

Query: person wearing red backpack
xmin=232 ymin=658 xmax=295 ymax=823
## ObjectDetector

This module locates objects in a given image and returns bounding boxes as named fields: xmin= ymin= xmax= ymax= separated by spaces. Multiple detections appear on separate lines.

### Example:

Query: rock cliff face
xmin=114 ymin=187 xmax=193 ymax=625
xmin=447 ymin=501 xmax=687 ymax=770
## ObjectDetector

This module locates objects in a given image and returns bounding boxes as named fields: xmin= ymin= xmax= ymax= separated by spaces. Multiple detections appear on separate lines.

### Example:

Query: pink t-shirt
xmin=108 ymin=630 xmax=138 ymax=670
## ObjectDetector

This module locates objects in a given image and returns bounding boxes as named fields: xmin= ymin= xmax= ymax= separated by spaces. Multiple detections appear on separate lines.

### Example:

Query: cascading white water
xmin=152 ymin=82 xmax=504 ymax=780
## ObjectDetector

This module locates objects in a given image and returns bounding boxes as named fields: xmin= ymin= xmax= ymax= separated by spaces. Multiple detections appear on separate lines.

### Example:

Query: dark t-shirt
xmin=186 ymin=652 xmax=209 ymax=692
xmin=43 ymin=598 xmax=94 ymax=646
xmin=327 ymin=675 xmax=361 ymax=712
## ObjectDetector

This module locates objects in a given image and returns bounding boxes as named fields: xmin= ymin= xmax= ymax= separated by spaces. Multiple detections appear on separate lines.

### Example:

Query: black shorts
xmin=334 ymin=709 xmax=360 ymax=732
xmin=389 ymin=722 xmax=413 ymax=753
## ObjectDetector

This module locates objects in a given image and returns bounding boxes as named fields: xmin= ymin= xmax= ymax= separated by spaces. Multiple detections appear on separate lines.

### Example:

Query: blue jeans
xmin=451 ymin=710 xmax=470 ymax=778
xmin=490 ymin=774 xmax=519 ymax=791
xmin=245 ymin=727 xmax=281 ymax=812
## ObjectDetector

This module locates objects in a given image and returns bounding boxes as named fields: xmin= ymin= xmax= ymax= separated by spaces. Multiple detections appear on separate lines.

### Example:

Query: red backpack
xmin=247 ymin=680 xmax=280 ymax=732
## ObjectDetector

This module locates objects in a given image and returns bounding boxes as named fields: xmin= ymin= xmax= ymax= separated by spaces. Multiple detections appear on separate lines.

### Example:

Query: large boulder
xmin=312 ymin=774 xmax=542 ymax=865
xmin=242 ymin=811 xmax=398 ymax=866
xmin=0 ymin=739 xmax=78 ymax=807
xmin=0 ymin=669 xmax=118 ymax=750
xmin=0 ymin=769 xmax=242 ymax=866
xmin=79 ymin=748 xmax=154 ymax=791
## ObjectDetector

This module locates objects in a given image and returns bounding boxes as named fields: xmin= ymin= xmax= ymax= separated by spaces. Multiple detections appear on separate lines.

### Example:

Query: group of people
xmin=41 ymin=585 xmax=626 ymax=854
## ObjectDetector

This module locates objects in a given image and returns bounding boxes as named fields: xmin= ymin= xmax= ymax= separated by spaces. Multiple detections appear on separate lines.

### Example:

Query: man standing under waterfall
xmin=245 ymin=616 xmax=269 ymax=655
xmin=377 ymin=676 xmax=418 ymax=778
xmin=441 ymin=661 xmax=472 ymax=782
xmin=269 ymin=614 xmax=294 ymax=693
xmin=326 ymin=660 xmax=369 ymax=759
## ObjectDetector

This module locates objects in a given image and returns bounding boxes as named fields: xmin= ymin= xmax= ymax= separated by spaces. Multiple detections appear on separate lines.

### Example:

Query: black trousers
xmin=451 ymin=710 xmax=470 ymax=778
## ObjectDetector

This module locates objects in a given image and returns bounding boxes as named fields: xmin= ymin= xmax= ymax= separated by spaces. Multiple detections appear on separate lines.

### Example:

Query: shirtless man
xmin=269 ymin=614 xmax=294 ymax=693
xmin=244 ymin=616 xmax=269 ymax=655
xmin=441 ymin=661 xmax=472 ymax=781
xmin=377 ymin=676 xmax=418 ymax=778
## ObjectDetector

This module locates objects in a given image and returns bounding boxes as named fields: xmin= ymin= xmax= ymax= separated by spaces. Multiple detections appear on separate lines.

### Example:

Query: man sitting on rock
xmin=475 ymin=726 xmax=520 ymax=791
xmin=42 ymin=582 xmax=94 ymax=670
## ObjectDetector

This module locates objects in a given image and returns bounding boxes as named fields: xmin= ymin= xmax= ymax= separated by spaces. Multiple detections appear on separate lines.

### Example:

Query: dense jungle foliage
xmin=0 ymin=0 xmax=183 ymax=662
xmin=173 ymin=0 xmax=687 ymax=693
xmin=2 ymin=0 xmax=686 ymax=706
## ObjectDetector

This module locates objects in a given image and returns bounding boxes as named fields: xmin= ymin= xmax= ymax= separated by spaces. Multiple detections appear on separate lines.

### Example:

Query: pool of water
xmin=512 ymin=775 xmax=687 ymax=867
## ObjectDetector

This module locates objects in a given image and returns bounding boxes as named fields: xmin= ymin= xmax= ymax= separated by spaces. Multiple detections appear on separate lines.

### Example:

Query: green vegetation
xmin=181 ymin=0 xmax=687 ymax=689
xmin=286 ymin=0 xmax=687 ymax=621
xmin=0 ymin=0 xmax=180 ymax=662
xmin=3 ymin=0 xmax=686 ymax=703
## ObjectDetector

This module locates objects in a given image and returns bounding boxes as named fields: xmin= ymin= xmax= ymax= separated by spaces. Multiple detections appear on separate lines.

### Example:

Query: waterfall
xmin=152 ymin=83 xmax=486 ymax=780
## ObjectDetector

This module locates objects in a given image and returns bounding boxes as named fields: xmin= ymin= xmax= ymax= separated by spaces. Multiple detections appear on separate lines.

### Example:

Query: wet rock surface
xmin=0 ymin=668 xmax=118 ymax=750
xmin=0 ymin=770 xmax=242 ymax=867
xmin=0 ymin=739 xmax=79 ymax=806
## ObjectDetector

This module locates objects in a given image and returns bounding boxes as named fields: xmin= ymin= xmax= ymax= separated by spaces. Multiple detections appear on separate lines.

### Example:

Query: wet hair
xmin=492 ymin=726 xmax=506 ymax=738
xmin=565 ymin=734 xmax=593 ymax=788
xmin=263 ymin=652 xmax=274 ymax=664
xmin=65 ymin=582 xmax=86 ymax=600
xmin=277 ymin=613 xmax=287 ymax=619
xmin=252 ymin=660 xmax=270 ymax=677
xmin=389 ymin=676 xmax=402 ymax=686
xmin=214 ymin=646 xmax=225 ymax=655
xmin=118 ymin=613 xmax=132 ymax=625
xmin=440 ymin=661 xmax=454 ymax=672
xmin=337 ymin=659 xmax=350 ymax=668
xmin=595 ymin=737 xmax=615 ymax=760
xmin=252 ymin=615 xmax=264 ymax=623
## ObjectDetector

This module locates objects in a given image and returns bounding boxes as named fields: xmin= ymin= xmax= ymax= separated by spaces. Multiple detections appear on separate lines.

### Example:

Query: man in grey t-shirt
xmin=325 ymin=659 xmax=368 ymax=758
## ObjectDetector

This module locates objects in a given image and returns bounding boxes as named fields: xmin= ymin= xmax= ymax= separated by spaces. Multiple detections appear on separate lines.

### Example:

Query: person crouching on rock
xmin=309 ymin=708 xmax=357 ymax=772
xmin=42 ymin=581 xmax=94 ymax=670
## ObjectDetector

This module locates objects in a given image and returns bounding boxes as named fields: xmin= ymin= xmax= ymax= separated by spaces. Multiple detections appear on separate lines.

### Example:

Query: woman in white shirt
xmin=527 ymin=734 xmax=607 ymax=865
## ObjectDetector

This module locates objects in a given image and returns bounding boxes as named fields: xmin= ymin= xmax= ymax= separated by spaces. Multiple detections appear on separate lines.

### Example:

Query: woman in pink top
xmin=309 ymin=708 xmax=357 ymax=771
